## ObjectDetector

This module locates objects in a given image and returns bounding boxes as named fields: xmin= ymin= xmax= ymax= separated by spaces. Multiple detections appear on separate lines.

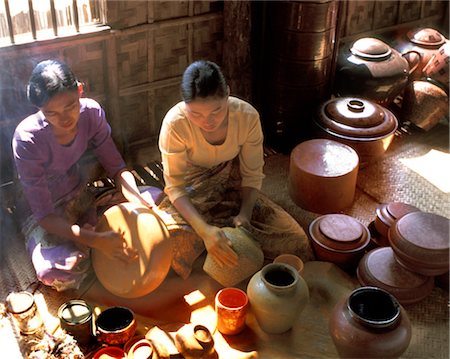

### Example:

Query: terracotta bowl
xmin=96 ymin=307 xmax=137 ymax=346
xmin=309 ymin=214 xmax=371 ymax=271
xmin=357 ymin=247 xmax=434 ymax=305
xmin=374 ymin=202 xmax=421 ymax=240
xmin=124 ymin=336 xmax=153 ymax=359
xmin=388 ymin=212 xmax=449 ymax=276
xmin=93 ymin=346 xmax=127 ymax=359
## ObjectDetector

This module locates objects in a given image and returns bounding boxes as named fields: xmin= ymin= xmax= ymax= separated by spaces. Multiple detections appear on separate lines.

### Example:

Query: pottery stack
xmin=357 ymin=202 xmax=449 ymax=305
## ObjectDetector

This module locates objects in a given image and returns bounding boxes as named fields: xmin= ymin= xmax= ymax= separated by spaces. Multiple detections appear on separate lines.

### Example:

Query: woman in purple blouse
xmin=12 ymin=60 xmax=153 ymax=291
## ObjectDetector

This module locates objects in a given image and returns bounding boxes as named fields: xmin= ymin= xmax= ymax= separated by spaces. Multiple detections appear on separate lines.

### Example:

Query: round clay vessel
xmin=288 ymin=139 xmax=359 ymax=214
xmin=96 ymin=306 xmax=137 ymax=346
xmin=315 ymin=97 xmax=398 ymax=166
xmin=93 ymin=202 xmax=172 ymax=298
xmin=124 ymin=336 xmax=153 ymax=359
xmin=203 ymin=227 xmax=264 ymax=287
xmin=329 ymin=286 xmax=412 ymax=358
xmin=374 ymin=202 xmax=421 ymax=240
xmin=246 ymin=263 xmax=309 ymax=334
xmin=309 ymin=214 xmax=371 ymax=271
xmin=388 ymin=211 xmax=449 ymax=276
xmin=58 ymin=300 xmax=94 ymax=346
xmin=357 ymin=247 xmax=434 ymax=305
xmin=423 ymin=41 xmax=450 ymax=89
xmin=93 ymin=346 xmax=127 ymax=359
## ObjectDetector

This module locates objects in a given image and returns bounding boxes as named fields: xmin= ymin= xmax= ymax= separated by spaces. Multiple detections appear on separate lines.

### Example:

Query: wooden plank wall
xmin=0 ymin=0 xmax=224 ymax=179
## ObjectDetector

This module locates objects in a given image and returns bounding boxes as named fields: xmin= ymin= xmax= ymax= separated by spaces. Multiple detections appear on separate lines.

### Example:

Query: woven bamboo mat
xmin=0 ymin=122 xmax=448 ymax=358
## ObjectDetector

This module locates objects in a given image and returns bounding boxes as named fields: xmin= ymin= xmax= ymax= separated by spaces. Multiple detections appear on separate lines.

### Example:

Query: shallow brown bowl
xmin=96 ymin=306 xmax=137 ymax=346
xmin=389 ymin=212 xmax=449 ymax=276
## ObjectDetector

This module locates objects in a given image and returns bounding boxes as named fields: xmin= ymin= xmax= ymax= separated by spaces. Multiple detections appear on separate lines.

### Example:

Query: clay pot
xmin=335 ymin=37 xmax=419 ymax=106
xmin=315 ymin=97 xmax=398 ymax=167
xmin=388 ymin=212 xmax=449 ymax=276
xmin=357 ymin=247 xmax=434 ymax=305
xmin=329 ymin=286 xmax=412 ymax=358
xmin=401 ymin=78 xmax=449 ymax=131
xmin=373 ymin=202 xmax=421 ymax=244
xmin=403 ymin=28 xmax=447 ymax=79
xmin=203 ymin=227 xmax=264 ymax=287
xmin=93 ymin=202 xmax=172 ymax=298
xmin=273 ymin=254 xmax=304 ymax=275
xmin=247 ymin=263 xmax=309 ymax=334
xmin=288 ymin=139 xmax=359 ymax=214
xmin=175 ymin=324 xmax=216 ymax=358
xmin=96 ymin=307 xmax=137 ymax=346
xmin=309 ymin=214 xmax=371 ymax=271
xmin=423 ymin=41 xmax=450 ymax=89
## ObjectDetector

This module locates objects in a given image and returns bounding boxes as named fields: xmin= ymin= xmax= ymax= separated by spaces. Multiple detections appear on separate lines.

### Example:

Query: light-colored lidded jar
xmin=6 ymin=291 xmax=44 ymax=336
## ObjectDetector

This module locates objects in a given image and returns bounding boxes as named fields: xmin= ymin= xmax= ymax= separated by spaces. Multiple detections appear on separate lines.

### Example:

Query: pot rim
xmin=96 ymin=306 xmax=136 ymax=334
xmin=261 ymin=263 xmax=299 ymax=290
xmin=347 ymin=286 xmax=401 ymax=328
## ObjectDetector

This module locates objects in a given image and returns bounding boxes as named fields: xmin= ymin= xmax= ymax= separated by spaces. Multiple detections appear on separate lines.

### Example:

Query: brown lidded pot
xmin=288 ymin=139 xmax=359 ymax=214
xmin=315 ymin=97 xmax=398 ymax=167
xmin=357 ymin=247 xmax=434 ymax=305
xmin=95 ymin=306 xmax=137 ymax=346
xmin=309 ymin=214 xmax=370 ymax=271
xmin=388 ymin=212 xmax=449 ymax=276
xmin=373 ymin=202 xmax=421 ymax=246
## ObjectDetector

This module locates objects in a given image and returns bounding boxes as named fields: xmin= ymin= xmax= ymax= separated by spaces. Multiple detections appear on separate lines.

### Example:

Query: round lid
xmin=291 ymin=139 xmax=359 ymax=177
xmin=350 ymin=37 xmax=392 ymax=60
xmin=58 ymin=300 xmax=92 ymax=325
xmin=386 ymin=202 xmax=420 ymax=219
xmin=407 ymin=28 xmax=446 ymax=47
xmin=396 ymin=212 xmax=449 ymax=251
xmin=357 ymin=247 xmax=434 ymax=305
xmin=6 ymin=291 xmax=34 ymax=314
xmin=319 ymin=214 xmax=363 ymax=242
xmin=311 ymin=214 xmax=369 ymax=251
xmin=317 ymin=98 xmax=398 ymax=139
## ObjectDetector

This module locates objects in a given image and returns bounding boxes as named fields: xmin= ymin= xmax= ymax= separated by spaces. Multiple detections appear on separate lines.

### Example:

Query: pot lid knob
xmin=347 ymin=99 xmax=365 ymax=113
xmin=350 ymin=37 xmax=392 ymax=60
xmin=407 ymin=28 xmax=446 ymax=47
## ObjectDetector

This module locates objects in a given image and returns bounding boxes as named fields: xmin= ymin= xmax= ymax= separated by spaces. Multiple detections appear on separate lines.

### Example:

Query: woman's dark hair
xmin=27 ymin=59 xmax=78 ymax=107
xmin=180 ymin=60 xmax=228 ymax=103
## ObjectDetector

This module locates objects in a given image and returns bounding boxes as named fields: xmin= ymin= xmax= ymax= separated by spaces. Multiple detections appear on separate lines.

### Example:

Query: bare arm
xmin=173 ymin=195 xmax=238 ymax=267
xmin=38 ymin=214 xmax=136 ymax=262
xmin=233 ymin=186 xmax=258 ymax=228
xmin=115 ymin=169 xmax=156 ymax=208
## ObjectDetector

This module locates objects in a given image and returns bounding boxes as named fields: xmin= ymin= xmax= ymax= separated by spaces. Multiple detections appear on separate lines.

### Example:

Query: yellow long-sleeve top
xmin=159 ymin=96 xmax=265 ymax=203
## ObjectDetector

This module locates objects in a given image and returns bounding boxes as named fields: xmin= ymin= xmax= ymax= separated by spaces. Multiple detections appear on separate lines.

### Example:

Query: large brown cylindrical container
xmin=263 ymin=0 xmax=339 ymax=152
xmin=288 ymin=139 xmax=359 ymax=214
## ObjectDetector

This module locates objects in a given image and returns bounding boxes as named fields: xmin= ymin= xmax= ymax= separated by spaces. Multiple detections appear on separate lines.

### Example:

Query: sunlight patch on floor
xmin=400 ymin=149 xmax=450 ymax=193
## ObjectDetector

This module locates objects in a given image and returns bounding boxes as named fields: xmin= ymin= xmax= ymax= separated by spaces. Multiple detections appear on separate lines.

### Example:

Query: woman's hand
xmin=233 ymin=214 xmax=251 ymax=228
xmin=91 ymin=230 xmax=138 ymax=263
xmin=200 ymin=225 xmax=238 ymax=268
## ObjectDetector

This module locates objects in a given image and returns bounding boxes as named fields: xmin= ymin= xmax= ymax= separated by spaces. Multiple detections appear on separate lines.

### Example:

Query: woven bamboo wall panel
xmin=153 ymin=1 xmax=189 ymax=21
xmin=118 ymin=91 xmax=152 ymax=145
xmin=106 ymin=1 xmax=148 ymax=29
xmin=154 ymin=85 xmax=181 ymax=131
xmin=193 ymin=17 xmax=223 ymax=64
xmin=153 ymin=25 xmax=189 ymax=81
xmin=373 ymin=1 xmax=399 ymax=29
xmin=421 ymin=1 xmax=446 ymax=18
xmin=344 ymin=1 xmax=375 ymax=36
xmin=398 ymin=1 xmax=422 ymax=23
xmin=63 ymin=40 xmax=106 ymax=97
xmin=194 ymin=1 xmax=224 ymax=15
xmin=116 ymin=30 xmax=149 ymax=88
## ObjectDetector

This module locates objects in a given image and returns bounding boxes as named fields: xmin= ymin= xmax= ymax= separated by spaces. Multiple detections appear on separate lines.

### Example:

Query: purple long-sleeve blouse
xmin=12 ymin=98 xmax=126 ymax=221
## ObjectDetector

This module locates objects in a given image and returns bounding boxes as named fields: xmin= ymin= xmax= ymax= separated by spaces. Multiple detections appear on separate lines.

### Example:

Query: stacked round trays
xmin=357 ymin=207 xmax=449 ymax=304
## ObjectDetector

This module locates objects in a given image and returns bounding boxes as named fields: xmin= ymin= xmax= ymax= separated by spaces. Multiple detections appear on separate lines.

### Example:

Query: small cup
xmin=273 ymin=254 xmax=304 ymax=275
xmin=95 ymin=306 xmax=137 ymax=346
xmin=215 ymin=287 xmax=248 ymax=335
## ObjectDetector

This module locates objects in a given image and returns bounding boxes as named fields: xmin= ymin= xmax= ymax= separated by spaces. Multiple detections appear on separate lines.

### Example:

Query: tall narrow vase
xmin=246 ymin=263 xmax=309 ymax=334
xmin=329 ymin=286 xmax=412 ymax=358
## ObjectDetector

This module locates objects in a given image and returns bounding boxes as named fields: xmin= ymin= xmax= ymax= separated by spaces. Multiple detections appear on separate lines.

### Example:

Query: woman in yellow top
xmin=157 ymin=60 xmax=313 ymax=278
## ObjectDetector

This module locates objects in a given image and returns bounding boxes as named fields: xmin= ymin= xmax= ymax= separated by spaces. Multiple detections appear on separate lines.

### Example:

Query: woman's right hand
xmin=200 ymin=225 xmax=238 ymax=268
xmin=92 ymin=230 xmax=138 ymax=263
